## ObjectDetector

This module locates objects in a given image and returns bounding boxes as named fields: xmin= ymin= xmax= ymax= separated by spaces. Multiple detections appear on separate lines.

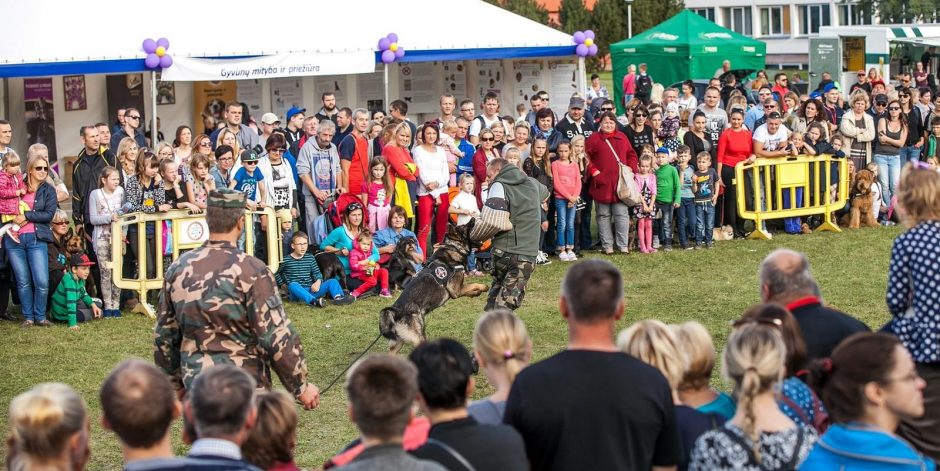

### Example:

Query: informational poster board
xmin=107 ymin=73 xmax=146 ymax=130
xmin=271 ymin=77 xmax=303 ymax=122
xmin=192 ymin=81 xmax=236 ymax=136
xmin=359 ymin=66 xmax=384 ymax=112
xmin=809 ymin=38 xmax=842 ymax=91
xmin=236 ymin=79 xmax=263 ymax=123
xmin=476 ymin=60 xmax=504 ymax=103
xmin=398 ymin=61 xmax=437 ymax=114
xmin=512 ymin=60 xmax=545 ymax=113
xmin=442 ymin=61 xmax=467 ymax=99
xmin=315 ymin=75 xmax=347 ymax=106
xmin=548 ymin=61 xmax=579 ymax=117
xmin=24 ymin=78 xmax=57 ymax=165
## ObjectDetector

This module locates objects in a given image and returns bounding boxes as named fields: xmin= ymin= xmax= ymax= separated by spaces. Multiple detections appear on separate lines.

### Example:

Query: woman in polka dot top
xmin=885 ymin=161 xmax=940 ymax=458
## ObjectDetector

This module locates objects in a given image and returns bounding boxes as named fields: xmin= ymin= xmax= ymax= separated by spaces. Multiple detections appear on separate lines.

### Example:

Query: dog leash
xmin=319 ymin=333 xmax=384 ymax=396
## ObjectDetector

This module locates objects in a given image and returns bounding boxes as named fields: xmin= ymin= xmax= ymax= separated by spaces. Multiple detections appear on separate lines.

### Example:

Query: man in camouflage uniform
xmin=154 ymin=188 xmax=320 ymax=409
xmin=484 ymin=158 xmax=548 ymax=311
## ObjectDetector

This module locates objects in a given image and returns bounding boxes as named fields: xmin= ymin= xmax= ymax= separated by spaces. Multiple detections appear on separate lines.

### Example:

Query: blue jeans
xmin=555 ymin=198 xmax=576 ymax=249
xmin=782 ymin=188 xmax=804 ymax=234
xmin=676 ymin=198 xmax=696 ymax=247
xmin=874 ymin=153 xmax=901 ymax=207
xmin=468 ymin=250 xmax=477 ymax=271
xmin=695 ymin=202 xmax=715 ymax=244
xmin=287 ymin=279 xmax=343 ymax=304
xmin=899 ymin=145 xmax=921 ymax=165
xmin=655 ymin=202 xmax=675 ymax=248
xmin=6 ymin=233 xmax=49 ymax=322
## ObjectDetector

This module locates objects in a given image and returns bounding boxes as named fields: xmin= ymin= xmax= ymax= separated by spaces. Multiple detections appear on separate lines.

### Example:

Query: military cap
xmin=207 ymin=188 xmax=247 ymax=208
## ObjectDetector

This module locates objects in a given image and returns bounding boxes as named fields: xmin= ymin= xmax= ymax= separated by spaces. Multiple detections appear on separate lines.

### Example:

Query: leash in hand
xmin=319 ymin=333 xmax=384 ymax=395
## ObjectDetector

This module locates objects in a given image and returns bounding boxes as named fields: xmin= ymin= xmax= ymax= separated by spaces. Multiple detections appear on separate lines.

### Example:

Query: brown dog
xmin=842 ymin=168 xmax=879 ymax=228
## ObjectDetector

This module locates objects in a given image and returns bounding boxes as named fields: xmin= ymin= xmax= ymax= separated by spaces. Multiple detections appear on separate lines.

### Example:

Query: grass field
xmin=0 ymin=227 xmax=900 ymax=470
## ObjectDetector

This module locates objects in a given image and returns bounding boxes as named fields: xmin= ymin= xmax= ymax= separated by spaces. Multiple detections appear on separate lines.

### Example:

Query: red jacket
xmin=717 ymin=128 xmax=753 ymax=168
xmin=585 ymin=130 xmax=637 ymax=204
xmin=472 ymin=147 xmax=500 ymax=207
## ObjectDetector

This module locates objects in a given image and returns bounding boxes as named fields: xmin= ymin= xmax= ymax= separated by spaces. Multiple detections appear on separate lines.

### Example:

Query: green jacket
xmin=488 ymin=164 xmax=548 ymax=259
xmin=655 ymin=165 xmax=681 ymax=205
xmin=50 ymin=272 xmax=93 ymax=327
xmin=928 ymin=134 xmax=938 ymax=159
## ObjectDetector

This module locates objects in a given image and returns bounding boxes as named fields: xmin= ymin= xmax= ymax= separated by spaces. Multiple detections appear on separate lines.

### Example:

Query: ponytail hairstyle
xmin=737 ymin=303 xmax=807 ymax=378
xmin=807 ymin=333 xmax=902 ymax=424
xmin=723 ymin=323 xmax=786 ymax=461
xmin=7 ymin=383 xmax=87 ymax=470
xmin=617 ymin=320 xmax=686 ymax=390
xmin=99 ymin=166 xmax=119 ymax=189
xmin=472 ymin=309 xmax=532 ymax=384
xmin=896 ymin=161 xmax=940 ymax=227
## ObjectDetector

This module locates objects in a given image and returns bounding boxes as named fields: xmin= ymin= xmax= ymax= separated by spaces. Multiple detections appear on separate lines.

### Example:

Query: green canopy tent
xmin=611 ymin=10 xmax=766 ymax=111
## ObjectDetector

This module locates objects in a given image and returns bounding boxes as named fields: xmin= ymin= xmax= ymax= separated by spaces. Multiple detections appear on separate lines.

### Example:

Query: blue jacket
xmin=802 ymin=423 xmax=936 ymax=471
xmin=23 ymin=182 xmax=57 ymax=244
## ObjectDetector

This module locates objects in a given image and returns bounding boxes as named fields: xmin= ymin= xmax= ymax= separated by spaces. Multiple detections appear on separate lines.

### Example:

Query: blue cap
xmin=656 ymin=146 xmax=670 ymax=154
xmin=286 ymin=106 xmax=306 ymax=121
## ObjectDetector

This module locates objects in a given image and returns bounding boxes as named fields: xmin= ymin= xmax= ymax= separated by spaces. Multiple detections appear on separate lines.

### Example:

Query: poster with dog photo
xmin=24 ymin=78 xmax=57 ymax=164
xmin=156 ymin=80 xmax=175 ymax=105
xmin=193 ymin=81 xmax=236 ymax=137
xmin=63 ymin=75 xmax=87 ymax=111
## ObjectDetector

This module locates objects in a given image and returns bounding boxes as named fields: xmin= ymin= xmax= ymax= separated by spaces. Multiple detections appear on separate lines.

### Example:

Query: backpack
xmin=635 ymin=74 xmax=653 ymax=97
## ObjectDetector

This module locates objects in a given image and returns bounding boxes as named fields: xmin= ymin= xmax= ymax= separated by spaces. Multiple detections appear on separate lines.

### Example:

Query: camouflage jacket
xmin=154 ymin=240 xmax=309 ymax=398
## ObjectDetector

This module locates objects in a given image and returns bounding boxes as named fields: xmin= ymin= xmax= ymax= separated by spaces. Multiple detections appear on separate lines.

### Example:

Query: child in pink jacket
xmin=348 ymin=231 xmax=391 ymax=298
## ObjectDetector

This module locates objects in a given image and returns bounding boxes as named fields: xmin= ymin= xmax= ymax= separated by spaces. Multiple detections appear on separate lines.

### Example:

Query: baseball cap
xmin=261 ymin=112 xmax=280 ymax=125
xmin=276 ymin=208 xmax=293 ymax=225
xmin=874 ymin=94 xmax=888 ymax=105
xmin=656 ymin=146 xmax=670 ymax=154
xmin=69 ymin=253 xmax=96 ymax=267
xmin=286 ymin=106 xmax=306 ymax=121
xmin=240 ymin=149 xmax=259 ymax=163
xmin=767 ymin=111 xmax=782 ymax=120
xmin=569 ymin=96 xmax=585 ymax=109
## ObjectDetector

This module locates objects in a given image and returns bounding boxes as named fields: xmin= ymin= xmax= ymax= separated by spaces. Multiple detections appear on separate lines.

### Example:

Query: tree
xmin=857 ymin=0 xmax=939 ymax=23
xmin=630 ymin=0 xmax=684 ymax=37
xmin=591 ymin=0 xmax=627 ymax=70
xmin=559 ymin=0 xmax=592 ymax=34
xmin=485 ymin=0 xmax=550 ymax=24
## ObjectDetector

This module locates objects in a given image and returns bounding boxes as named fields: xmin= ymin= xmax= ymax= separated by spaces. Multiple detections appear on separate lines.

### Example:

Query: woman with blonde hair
xmin=839 ymin=90 xmax=876 ymax=171
xmin=26 ymin=144 xmax=69 ymax=203
xmin=469 ymin=309 xmax=532 ymax=424
xmin=6 ymin=383 xmax=89 ymax=471
xmin=242 ymin=390 xmax=301 ymax=471
xmin=689 ymin=322 xmax=817 ymax=470
xmin=619 ymin=319 xmax=718 ymax=471
xmin=672 ymin=321 xmax=737 ymax=419
xmin=115 ymin=137 xmax=140 ymax=183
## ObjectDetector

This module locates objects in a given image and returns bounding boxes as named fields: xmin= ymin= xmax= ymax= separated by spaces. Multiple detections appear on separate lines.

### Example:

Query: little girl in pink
xmin=632 ymin=153 xmax=658 ymax=253
xmin=363 ymin=157 xmax=394 ymax=233
xmin=439 ymin=120 xmax=465 ymax=187
xmin=0 ymin=152 xmax=27 ymax=244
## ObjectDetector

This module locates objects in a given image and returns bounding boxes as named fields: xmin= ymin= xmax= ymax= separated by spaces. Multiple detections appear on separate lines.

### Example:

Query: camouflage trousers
xmin=485 ymin=250 xmax=534 ymax=311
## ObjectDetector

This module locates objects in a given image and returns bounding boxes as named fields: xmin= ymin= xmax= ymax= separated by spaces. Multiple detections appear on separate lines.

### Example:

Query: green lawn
xmin=0 ymin=227 xmax=899 ymax=470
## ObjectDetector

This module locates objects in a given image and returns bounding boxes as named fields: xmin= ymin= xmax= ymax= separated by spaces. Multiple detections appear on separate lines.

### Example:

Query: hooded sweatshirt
xmin=802 ymin=423 xmax=936 ymax=471
xmin=488 ymin=164 xmax=548 ymax=259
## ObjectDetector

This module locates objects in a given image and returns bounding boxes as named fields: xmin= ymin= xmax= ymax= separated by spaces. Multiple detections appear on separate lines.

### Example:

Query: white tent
xmin=0 ymin=0 xmax=576 ymax=80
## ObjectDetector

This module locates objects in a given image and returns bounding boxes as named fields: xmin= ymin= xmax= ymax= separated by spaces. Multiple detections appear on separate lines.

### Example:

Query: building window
xmin=692 ymin=8 xmax=715 ymax=22
xmin=724 ymin=7 xmax=753 ymax=36
xmin=799 ymin=4 xmax=831 ymax=35
xmin=760 ymin=6 xmax=786 ymax=36
xmin=838 ymin=4 xmax=871 ymax=25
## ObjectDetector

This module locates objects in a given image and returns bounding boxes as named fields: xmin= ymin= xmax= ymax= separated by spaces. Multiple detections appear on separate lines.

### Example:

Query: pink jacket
xmin=0 ymin=172 xmax=24 ymax=215
xmin=348 ymin=241 xmax=378 ymax=278
xmin=623 ymin=72 xmax=636 ymax=95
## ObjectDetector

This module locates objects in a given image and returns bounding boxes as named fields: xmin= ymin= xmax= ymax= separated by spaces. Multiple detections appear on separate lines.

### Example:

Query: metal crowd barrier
xmin=110 ymin=207 xmax=283 ymax=318
xmin=735 ymin=155 xmax=849 ymax=240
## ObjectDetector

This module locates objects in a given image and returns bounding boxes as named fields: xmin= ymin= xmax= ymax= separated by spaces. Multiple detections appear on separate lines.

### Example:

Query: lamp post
xmin=624 ymin=0 xmax=634 ymax=38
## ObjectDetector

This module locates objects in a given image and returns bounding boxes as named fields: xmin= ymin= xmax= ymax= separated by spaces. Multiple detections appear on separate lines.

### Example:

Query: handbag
xmin=605 ymin=139 xmax=642 ymax=206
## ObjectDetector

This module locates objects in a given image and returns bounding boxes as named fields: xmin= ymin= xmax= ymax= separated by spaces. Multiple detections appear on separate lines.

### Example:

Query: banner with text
xmin=162 ymin=52 xmax=376 ymax=82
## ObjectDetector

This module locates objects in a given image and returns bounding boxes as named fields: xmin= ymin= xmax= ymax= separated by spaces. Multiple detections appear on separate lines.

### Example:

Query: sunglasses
xmin=481 ymin=137 xmax=495 ymax=142
xmin=347 ymin=202 xmax=363 ymax=211
xmin=34 ymin=166 xmax=48 ymax=172
xmin=764 ymin=105 xmax=777 ymax=109
xmin=53 ymin=221 xmax=69 ymax=226
xmin=269 ymin=148 xmax=286 ymax=154
xmin=730 ymin=317 xmax=783 ymax=329
xmin=127 ymin=115 xmax=141 ymax=120
xmin=601 ymin=107 xmax=614 ymax=112
xmin=244 ymin=161 xmax=258 ymax=165
xmin=200 ymin=142 xmax=212 ymax=147
xmin=889 ymin=107 xmax=901 ymax=111
xmin=876 ymin=102 xmax=887 ymax=106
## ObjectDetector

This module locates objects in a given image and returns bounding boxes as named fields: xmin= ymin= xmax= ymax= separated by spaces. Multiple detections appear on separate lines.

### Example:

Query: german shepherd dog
xmin=315 ymin=251 xmax=348 ymax=292
xmin=380 ymin=220 xmax=488 ymax=354
xmin=384 ymin=236 xmax=422 ymax=290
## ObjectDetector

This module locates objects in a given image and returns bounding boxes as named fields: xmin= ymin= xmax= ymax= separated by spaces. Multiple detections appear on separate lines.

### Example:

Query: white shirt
xmin=469 ymin=114 xmax=501 ymax=137
xmin=753 ymin=124 xmax=791 ymax=151
xmin=413 ymin=145 xmax=450 ymax=197
xmin=450 ymin=191 xmax=480 ymax=226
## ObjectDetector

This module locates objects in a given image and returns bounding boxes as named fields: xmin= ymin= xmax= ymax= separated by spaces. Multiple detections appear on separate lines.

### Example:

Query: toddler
xmin=659 ymin=102 xmax=681 ymax=153
xmin=504 ymin=147 xmax=522 ymax=169
xmin=866 ymin=162 xmax=885 ymax=222
xmin=364 ymin=157 xmax=393 ymax=233
xmin=440 ymin=120 xmax=465 ymax=187
xmin=926 ymin=116 xmax=940 ymax=160
xmin=349 ymin=231 xmax=391 ymax=298
xmin=633 ymin=154 xmax=658 ymax=253
xmin=653 ymin=147 xmax=679 ymax=251
xmin=692 ymin=152 xmax=719 ymax=248
xmin=782 ymin=132 xmax=812 ymax=234
xmin=0 ymin=152 xmax=27 ymax=244
xmin=449 ymin=174 xmax=483 ymax=275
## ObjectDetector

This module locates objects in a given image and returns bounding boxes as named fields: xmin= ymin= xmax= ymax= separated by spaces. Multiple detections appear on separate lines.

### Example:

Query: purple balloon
xmin=575 ymin=44 xmax=589 ymax=57
xmin=142 ymin=38 xmax=157 ymax=53
xmin=395 ymin=47 xmax=405 ymax=59
xmin=159 ymin=55 xmax=173 ymax=68
xmin=145 ymin=54 xmax=160 ymax=69
xmin=157 ymin=37 xmax=170 ymax=50
xmin=381 ymin=50 xmax=396 ymax=64
xmin=378 ymin=37 xmax=391 ymax=51
xmin=387 ymin=33 xmax=398 ymax=43
xmin=573 ymin=31 xmax=586 ymax=44
xmin=588 ymin=44 xmax=598 ymax=56
xmin=585 ymin=30 xmax=595 ymax=40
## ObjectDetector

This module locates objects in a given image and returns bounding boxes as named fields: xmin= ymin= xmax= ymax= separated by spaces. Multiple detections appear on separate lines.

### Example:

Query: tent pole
xmin=150 ymin=71 xmax=158 ymax=145
xmin=383 ymin=63 xmax=389 ymax=112
xmin=577 ymin=57 xmax=587 ymax=96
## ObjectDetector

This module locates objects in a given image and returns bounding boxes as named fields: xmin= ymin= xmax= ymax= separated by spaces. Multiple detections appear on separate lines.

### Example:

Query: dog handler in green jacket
xmin=483 ymin=158 xmax=548 ymax=311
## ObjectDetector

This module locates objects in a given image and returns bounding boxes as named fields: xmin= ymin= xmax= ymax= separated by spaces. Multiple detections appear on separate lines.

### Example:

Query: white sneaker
xmin=652 ymin=236 xmax=661 ymax=249
xmin=536 ymin=251 xmax=552 ymax=265
xmin=567 ymin=251 xmax=578 ymax=261
xmin=557 ymin=251 xmax=569 ymax=261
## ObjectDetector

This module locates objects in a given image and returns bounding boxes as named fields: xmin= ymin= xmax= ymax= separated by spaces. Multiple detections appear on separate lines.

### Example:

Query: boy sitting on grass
xmin=50 ymin=253 xmax=102 ymax=330
xmin=275 ymin=231 xmax=355 ymax=307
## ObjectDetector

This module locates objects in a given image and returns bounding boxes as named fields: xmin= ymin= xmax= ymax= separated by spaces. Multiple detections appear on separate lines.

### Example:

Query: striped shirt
xmin=274 ymin=253 xmax=323 ymax=287
xmin=50 ymin=272 xmax=93 ymax=327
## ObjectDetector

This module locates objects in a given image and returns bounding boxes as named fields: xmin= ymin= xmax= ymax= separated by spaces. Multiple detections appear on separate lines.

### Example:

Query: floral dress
xmin=632 ymin=173 xmax=656 ymax=219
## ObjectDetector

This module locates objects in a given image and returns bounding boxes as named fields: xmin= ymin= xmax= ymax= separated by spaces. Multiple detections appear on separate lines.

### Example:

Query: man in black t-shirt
xmin=410 ymin=339 xmax=527 ymax=471
xmin=504 ymin=260 xmax=682 ymax=471
xmin=759 ymin=249 xmax=869 ymax=367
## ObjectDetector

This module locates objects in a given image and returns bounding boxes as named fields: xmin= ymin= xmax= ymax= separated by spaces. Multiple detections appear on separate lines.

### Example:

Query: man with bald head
xmin=758 ymin=249 xmax=869 ymax=365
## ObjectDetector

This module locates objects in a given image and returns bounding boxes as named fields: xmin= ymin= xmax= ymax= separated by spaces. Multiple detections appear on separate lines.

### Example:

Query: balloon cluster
xmin=377 ymin=33 xmax=405 ymax=64
xmin=142 ymin=38 xmax=173 ymax=69
xmin=573 ymin=30 xmax=598 ymax=57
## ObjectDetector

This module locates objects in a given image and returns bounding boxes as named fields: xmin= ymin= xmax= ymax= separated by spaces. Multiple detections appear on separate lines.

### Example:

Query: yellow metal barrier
xmin=110 ymin=207 xmax=284 ymax=318
xmin=735 ymin=155 xmax=849 ymax=240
